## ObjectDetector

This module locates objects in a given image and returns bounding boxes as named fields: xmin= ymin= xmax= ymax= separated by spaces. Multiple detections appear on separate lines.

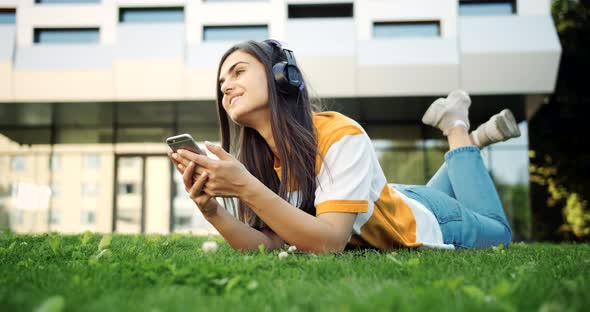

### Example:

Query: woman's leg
xmin=424 ymin=93 xmax=521 ymax=202
xmin=426 ymin=164 xmax=455 ymax=199
xmin=421 ymin=90 xmax=513 ymax=247
xmin=445 ymin=126 xmax=507 ymax=222
xmin=425 ymin=105 xmax=520 ymax=198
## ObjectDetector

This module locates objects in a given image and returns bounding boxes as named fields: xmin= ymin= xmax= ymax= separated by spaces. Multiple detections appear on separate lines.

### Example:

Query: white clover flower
xmin=287 ymin=245 xmax=297 ymax=253
xmin=202 ymin=241 xmax=218 ymax=254
xmin=278 ymin=251 xmax=289 ymax=259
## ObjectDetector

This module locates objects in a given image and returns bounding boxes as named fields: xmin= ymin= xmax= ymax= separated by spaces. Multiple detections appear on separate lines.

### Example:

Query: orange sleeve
xmin=316 ymin=200 xmax=368 ymax=215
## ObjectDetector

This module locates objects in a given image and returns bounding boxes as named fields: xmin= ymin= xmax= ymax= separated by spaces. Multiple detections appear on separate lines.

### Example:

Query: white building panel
xmin=357 ymin=38 xmax=460 ymax=96
xmin=518 ymin=0 xmax=552 ymax=16
xmin=459 ymin=15 xmax=562 ymax=94
xmin=116 ymin=23 xmax=185 ymax=59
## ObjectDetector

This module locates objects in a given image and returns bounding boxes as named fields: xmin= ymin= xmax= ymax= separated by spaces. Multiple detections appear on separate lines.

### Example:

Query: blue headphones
xmin=264 ymin=39 xmax=305 ymax=96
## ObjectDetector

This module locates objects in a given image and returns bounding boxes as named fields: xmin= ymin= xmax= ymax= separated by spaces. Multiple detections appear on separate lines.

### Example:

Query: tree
xmin=528 ymin=0 xmax=590 ymax=241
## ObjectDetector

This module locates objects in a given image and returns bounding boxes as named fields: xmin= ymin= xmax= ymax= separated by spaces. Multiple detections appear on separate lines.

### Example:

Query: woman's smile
xmin=230 ymin=95 xmax=242 ymax=107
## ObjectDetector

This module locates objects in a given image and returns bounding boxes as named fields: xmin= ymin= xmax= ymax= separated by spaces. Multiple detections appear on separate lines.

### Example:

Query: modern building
xmin=0 ymin=0 xmax=561 ymax=238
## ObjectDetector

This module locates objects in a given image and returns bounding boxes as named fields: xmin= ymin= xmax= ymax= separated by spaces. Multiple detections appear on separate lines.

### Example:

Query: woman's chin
xmin=228 ymin=107 xmax=247 ymax=125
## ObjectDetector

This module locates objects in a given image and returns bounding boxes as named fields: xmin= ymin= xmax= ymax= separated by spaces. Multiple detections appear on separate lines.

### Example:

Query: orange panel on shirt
xmin=347 ymin=184 xmax=421 ymax=250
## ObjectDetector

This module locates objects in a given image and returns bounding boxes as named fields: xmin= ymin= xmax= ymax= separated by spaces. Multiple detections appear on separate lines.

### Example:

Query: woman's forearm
xmin=204 ymin=202 xmax=284 ymax=252
xmin=239 ymin=177 xmax=346 ymax=253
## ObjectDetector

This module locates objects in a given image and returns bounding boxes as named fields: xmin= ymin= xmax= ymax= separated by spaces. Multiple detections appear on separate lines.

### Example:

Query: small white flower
xmin=287 ymin=245 xmax=297 ymax=253
xmin=278 ymin=251 xmax=289 ymax=259
xmin=247 ymin=280 xmax=258 ymax=290
xmin=202 ymin=241 xmax=218 ymax=254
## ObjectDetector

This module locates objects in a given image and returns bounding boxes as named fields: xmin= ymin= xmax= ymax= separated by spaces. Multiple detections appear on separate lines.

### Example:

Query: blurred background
xmin=0 ymin=0 xmax=586 ymax=242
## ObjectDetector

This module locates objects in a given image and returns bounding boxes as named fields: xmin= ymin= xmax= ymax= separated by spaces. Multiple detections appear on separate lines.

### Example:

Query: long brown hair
xmin=216 ymin=40 xmax=321 ymax=230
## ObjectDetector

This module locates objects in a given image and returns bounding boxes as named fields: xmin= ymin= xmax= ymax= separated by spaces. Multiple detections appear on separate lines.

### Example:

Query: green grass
xmin=1 ymin=233 xmax=589 ymax=312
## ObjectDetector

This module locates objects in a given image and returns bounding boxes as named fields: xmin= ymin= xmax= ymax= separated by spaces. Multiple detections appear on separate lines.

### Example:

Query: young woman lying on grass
xmin=168 ymin=40 xmax=520 ymax=253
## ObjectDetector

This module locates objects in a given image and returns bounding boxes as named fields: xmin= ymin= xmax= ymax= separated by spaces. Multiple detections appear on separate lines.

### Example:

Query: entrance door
xmin=113 ymin=155 xmax=170 ymax=234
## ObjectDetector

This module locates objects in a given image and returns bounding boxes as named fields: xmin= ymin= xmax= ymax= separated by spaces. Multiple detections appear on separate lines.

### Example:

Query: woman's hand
xmin=168 ymin=151 xmax=219 ymax=217
xmin=175 ymin=141 xmax=254 ymax=198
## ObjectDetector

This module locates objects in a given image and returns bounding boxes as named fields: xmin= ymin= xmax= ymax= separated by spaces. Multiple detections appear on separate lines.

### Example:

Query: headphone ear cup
xmin=286 ymin=65 xmax=302 ymax=88
xmin=272 ymin=61 xmax=289 ymax=93
xmin=272 ymin=62 xmax=303 ymax=95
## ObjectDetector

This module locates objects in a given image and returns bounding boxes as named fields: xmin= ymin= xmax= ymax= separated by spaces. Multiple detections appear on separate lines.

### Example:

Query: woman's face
xmin=219 ymin=50 xmax=270 ymax=127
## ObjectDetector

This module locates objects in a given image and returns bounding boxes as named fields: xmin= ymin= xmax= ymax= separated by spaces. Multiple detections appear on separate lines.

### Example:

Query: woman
xmin=168 ymin=40 xmax=519 ymax=253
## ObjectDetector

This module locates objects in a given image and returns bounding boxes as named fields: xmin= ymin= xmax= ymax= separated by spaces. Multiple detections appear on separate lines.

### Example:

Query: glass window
xmin=174 ymin=215 xmax=192 ymax=228
xmin=34 ymin=28 xmax=100 ymax=44
xmin=118 ymin=183 xmax=137 ymax=195
xmin=50 ymin=154 xmax=61 ymax=171
xmin=379 ymin=148 xmax=428 ymax=185
xmin=0 ymin=102 xmax=52 ymax=127
xmin=288 ymin=3 xmax=353 ymax=18
xmin=35 ymin=0 xmax=100 ymax=3
xmin=116 ymin=102 xmax=175 ymax=126
xmin=0 ymin=9 xmax=16 ymax=24
xmin=119 ymin=7 xmax=184 ymax=23
xmin=10 ymin=155 xmax=26 ymax=172
xmin=56 ymin=128 xmax=114 ymax=144
xmin=81 ymin=210 xmax=96 ymax=225
xmin=49 ymin=210 xmax=62 ymax=224
xmin=480 ymin=121 xmax=530 ymax=239
xmin=459 ymin=1 xmax=516 ymax=16
xmin=55 ymin=102 xmax=114 ymax=127
xmin=81 ymin=182 xmax=98 ymax=197
xmin=10 ymin=182 xmax=18 ymax=197
xmin=120 ymin=157 xmax=140 ymax=168
xmin=82 ymin=153 xmax=100 ymax=169
xmin=203 ymin=25 xmax=268 ymax=42
xmin=50 ymin=182 xmax=60 ymax=197
xmin=374 ymin=22 xmax=440 ymax=38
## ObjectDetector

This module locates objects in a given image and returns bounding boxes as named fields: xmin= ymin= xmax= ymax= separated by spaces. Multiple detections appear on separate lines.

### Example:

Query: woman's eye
xmin=236 ymin=69 xmax=245 ymax=76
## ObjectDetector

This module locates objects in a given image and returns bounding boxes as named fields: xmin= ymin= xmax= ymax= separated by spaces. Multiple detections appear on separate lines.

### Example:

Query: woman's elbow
xmin=297 ymin=238 xmax=347 ymax=254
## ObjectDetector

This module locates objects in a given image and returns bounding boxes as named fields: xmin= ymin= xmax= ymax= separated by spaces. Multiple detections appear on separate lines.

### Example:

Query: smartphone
xmin=166 ymin=134 xmax=205 ymax=155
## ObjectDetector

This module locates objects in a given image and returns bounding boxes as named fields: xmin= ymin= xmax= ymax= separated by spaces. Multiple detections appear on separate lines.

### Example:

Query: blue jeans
xmin=392 ymin=146 xmax=512 ymax=249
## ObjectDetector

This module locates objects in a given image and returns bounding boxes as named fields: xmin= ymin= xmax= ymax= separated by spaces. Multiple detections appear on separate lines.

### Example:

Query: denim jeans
xmin=391 ymin=146 xmax=512 ymax=249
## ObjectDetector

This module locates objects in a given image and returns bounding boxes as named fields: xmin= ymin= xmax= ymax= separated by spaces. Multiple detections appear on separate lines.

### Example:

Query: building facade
xmin=0 ymin=0 xmax=561 ymax=238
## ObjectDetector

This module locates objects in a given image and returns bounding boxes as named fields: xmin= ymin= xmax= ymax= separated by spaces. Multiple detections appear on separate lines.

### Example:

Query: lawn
xmin=0 ymin=232 xmax=588 ymax=312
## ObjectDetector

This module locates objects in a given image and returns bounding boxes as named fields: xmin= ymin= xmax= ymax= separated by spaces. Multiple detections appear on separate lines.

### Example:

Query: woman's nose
xmin=221 ymin=80 xmax=234 ymax=94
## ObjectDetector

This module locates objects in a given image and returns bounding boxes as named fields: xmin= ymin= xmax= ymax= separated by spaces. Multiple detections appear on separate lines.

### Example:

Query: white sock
xmin=453 ymin=119 xmax=468 ymax=130
xmin=471 ymin=130 xmax=481 ymax=147
xmin=444 ymin=120 xmax=468 ymax=135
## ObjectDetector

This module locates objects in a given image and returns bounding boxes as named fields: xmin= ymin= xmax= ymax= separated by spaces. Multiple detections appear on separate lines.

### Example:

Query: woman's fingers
xmin=182 ymin=161 xmax=196 ymax=189
xmin=168 ymin=151 xmax=185 ymax=175
xmin=189 ymin=171 xmax=209 ymax=199
xmin=177 ymin=162 xmax=205 ymax=181
xmin=171 ymin=152 xmax=205 ymax=175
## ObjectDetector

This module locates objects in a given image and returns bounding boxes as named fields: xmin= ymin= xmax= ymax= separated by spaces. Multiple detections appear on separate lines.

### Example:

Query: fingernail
xmin=177 ymin=164 xmax=182 ymax=169
xmin=172 ymin=153 xmax=178 ymax=159
xmin=177 ymin=149 xmax=183 ymax=154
